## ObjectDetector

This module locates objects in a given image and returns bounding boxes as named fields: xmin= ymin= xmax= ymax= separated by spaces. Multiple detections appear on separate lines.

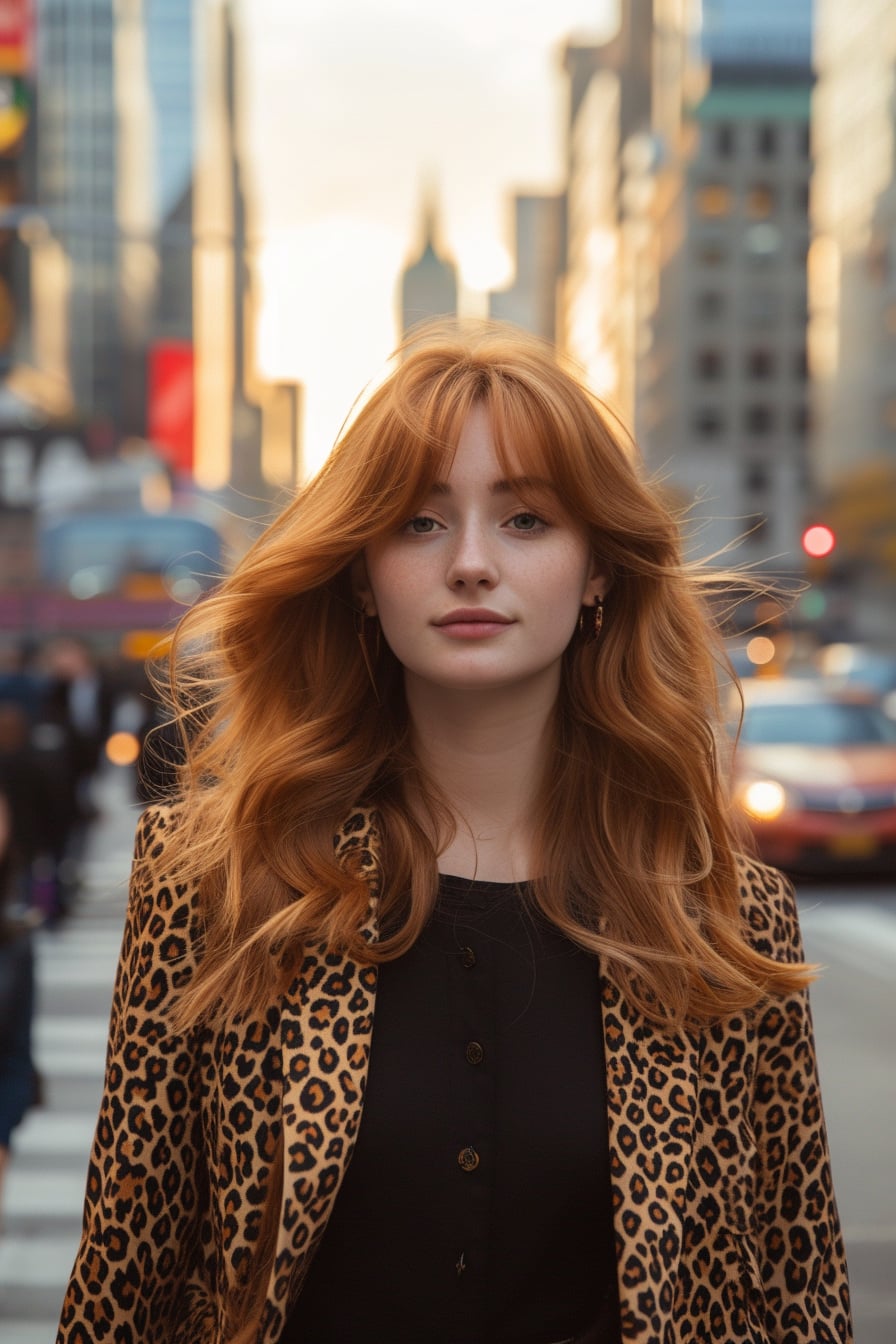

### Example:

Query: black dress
xmin=284 ymin=875 xmax=620 ymax=1344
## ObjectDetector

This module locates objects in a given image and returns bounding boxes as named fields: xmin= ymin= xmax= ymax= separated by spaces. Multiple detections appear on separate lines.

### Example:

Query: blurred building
xmin=701 ymin=0 xmax=813 ymax=67
xmin=0 ymin=1 xmax=32 ymax=381
xmin=635 ymin=0 xmax=813 ymax=568
xmin=399 ymin=186 xmax=458 ymax=338
xmin=192 ymin=0 xmax=300 ymax=504
xmin=558 ymin=2 xmax=654 ymax=419
xmin=810 ymin=0 xmax=896 ymax=532
xmin=21 ymin=0 xmax=196 ymax=443
xmin=488 ymin=192 xmax=565 ymax=343
xmin=808 ymin=0 xmax=896 ymax=625
xmin=32 ymin=0 xmax=121 ymax=431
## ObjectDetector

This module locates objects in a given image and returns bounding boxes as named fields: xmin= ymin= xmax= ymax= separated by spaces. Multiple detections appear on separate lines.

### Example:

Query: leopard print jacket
xmin=57 ymin=804 xmax=852 ymax=1343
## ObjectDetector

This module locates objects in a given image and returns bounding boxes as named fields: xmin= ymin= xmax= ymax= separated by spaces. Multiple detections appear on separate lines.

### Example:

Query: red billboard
xmin=0 ymin=0 xmax=32 ymax=75
xmin=148 ymin=340 xmax=195 ymax=476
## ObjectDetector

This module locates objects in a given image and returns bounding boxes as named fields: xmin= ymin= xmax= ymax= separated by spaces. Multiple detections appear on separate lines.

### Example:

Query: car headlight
xmin=741 ymin=779 xmax=789 ymax=821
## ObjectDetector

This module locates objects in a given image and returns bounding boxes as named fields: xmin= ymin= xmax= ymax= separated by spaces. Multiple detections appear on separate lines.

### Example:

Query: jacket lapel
xmin=255 ymin=807 xmax=701 ymax=1344
xmin=602 ymin=974 xmax=701 ymax=1343
xmin=260 ymin=810 xmax=383 ymax=1341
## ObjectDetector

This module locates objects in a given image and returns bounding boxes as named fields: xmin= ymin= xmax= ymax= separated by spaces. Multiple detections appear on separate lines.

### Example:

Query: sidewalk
xmin=0 ymin=766 xmax=140 ymax=1341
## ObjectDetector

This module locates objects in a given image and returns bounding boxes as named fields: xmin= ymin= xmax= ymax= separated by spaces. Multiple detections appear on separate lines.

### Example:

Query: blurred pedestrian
xmin=0 ymin=776 xmax=40 ymax=1231
xmin=59 ymin=322 xmax=851 ymax=1343
xmin=0 ymin=698 xmax=70 ymax=917
xmin=40 ymin=637 xmax=116 ymax=815
xmin=32 ymin=638 xmax=117 ymax=918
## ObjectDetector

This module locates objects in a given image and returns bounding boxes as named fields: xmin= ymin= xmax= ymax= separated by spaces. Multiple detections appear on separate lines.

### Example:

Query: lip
xmin=434 ymin=608 xmax=513 ymax=627
xmin=433 ymin=608 xmax=515 ymax=639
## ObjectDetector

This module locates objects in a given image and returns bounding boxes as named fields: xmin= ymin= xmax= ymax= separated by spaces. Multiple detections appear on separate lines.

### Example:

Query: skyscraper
xmin=29 ymin=0 xmax=196 ymax=434
xmin=488 ymin=193 xmax=565 ymax=342
xmin=35 ymin=0 xmax=120 ymax=429
xmin=399 ymin=187 xmax=458 ymax=338
xmin=639 ymin=0 xmax=814 ymax=567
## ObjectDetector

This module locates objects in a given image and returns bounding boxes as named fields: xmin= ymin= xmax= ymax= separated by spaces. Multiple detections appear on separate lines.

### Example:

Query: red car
xmin=730 ymin=679 xmax=896 ymax=875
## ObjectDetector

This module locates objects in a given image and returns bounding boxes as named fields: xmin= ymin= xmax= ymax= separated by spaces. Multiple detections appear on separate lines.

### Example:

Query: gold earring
xmin=592 ymin=597 xmax=604 ymax=639
xmin=577 ymin=597 xmax=604 ymax=642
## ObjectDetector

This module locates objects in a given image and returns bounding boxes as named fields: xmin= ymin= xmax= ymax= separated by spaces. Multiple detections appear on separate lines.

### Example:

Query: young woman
xmin=57 ymin=323 xmax=851 ymax=1344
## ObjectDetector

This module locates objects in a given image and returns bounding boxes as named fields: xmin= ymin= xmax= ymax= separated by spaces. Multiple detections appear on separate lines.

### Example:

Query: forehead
xmin=432 ymin=400 xmax=554 ymax=485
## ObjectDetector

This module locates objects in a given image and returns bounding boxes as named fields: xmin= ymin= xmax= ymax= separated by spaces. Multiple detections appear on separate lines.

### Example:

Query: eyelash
xmin=403 ymin=512 xmax=549 ymax=535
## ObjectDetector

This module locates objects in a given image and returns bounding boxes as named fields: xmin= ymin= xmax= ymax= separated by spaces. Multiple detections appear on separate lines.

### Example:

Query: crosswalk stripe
xmin=799 ymin=901 xmax=896 ymax=979
xmin=12 ymin=1112 xmax=98 ymax=1158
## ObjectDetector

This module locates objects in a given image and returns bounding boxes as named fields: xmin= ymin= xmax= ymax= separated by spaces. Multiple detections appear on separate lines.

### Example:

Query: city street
xmin=1 ymin=768 xmax=893 ymax=1342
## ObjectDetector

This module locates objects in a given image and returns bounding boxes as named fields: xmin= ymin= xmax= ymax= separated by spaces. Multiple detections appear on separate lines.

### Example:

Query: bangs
xmin=329 ymin=332 xmax=647 ymax=570
xmin=481 ymin=372 xmax=602 ymax=527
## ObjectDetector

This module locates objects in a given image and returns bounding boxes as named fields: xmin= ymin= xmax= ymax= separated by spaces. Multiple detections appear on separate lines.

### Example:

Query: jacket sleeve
xmin=56 ymin=806 xmax=216 ymax=1344
xmin=746 ymin=863 xmax=853 ymax=1343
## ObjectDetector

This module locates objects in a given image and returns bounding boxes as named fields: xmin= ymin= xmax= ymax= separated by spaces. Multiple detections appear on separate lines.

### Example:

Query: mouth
xmin=433 ymin=609 xmax=514 ymax=638
xmin=434 ymin=609 xmax=513 ymax=627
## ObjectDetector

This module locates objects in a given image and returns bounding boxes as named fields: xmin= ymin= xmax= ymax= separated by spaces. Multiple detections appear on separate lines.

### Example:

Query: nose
xmin=445 ymin=520 xmax=499 ymax=590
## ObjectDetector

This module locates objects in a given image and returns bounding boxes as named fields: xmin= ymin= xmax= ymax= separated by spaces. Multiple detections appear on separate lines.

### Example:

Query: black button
xmin=457 ymin=1146 xmax=480 ymax=1172
xmin=458 ymin=946 xmax=476 ymax=968
xmin=465 ymin=1040 xmax=484 ymax=1065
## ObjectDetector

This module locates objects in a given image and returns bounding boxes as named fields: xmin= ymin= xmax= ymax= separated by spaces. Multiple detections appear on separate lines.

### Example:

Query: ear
xmin=584 ymin=560 xmax=610 ymax=607
xmin=350 ymin=553 xmax=377 ymax=617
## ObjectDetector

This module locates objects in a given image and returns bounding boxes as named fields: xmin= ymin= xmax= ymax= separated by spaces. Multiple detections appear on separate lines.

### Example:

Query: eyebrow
xmin=427 ymin=475 xmax=557 ymax=497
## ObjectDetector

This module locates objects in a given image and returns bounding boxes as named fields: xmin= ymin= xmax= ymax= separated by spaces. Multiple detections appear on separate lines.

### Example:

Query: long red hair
xmin=155 ymin=321 xmax=810 ymax=1034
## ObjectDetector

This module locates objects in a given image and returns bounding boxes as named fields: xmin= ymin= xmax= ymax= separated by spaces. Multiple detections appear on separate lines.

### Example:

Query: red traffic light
xmin=801 ymin=524 xmax=835 ymax=559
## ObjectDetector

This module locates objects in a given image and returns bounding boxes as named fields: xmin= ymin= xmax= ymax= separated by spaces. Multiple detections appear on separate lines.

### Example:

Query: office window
xmin=757 ymin=125 xmax=778 ymax=158
xmin=715 ymin=124 xmax=734 ymax=157
xmin=746 ymin=184 xmax=775 ymax=219
xmin=792 ymin=404 xmax=810 ymax=435
xmin=744 ymin=405 xmax=775 ymax=435
xmin=696 ymin=184 xmax=732 ymax=217
xmin=743 ymin=461 xmax=770 ymax=494
xmin=694 ymin=407 xmax=725 ymax=438
xmin=695 ymin=349 xmax=725 ymax=380
xmin=746 ymin=349 xmax=775 ymax=380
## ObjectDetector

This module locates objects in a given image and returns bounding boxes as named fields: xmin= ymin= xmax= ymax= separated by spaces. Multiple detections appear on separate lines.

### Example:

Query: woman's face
xmin=358 ymin=403 xmax=605 ymax=702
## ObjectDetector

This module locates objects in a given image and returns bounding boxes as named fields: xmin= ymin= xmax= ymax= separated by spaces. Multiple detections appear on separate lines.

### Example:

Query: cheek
xmin=365 ymin=550 xmax=418 ymax=622
xmin=539 ymin=547 xmax=593 ymax=611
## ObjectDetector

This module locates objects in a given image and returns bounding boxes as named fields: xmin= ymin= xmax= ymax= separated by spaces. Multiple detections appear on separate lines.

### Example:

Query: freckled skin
xmin=360 ymin=404 xmax=606 ymax=701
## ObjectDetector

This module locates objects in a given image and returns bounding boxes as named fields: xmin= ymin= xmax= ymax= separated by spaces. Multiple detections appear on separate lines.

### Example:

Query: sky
xmin=240 ymin=0 xmax=618 ymax=474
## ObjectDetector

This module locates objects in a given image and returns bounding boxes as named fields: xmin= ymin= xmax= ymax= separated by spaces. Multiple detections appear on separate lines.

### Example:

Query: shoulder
xmin=734 ymin=852 xmax=803 ymax=965
xmin=126 ymin=803 xmax=203 ymax=969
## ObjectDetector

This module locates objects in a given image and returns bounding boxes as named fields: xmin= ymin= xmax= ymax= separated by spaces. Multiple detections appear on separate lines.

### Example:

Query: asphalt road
xmin=795 ymin=878 xmax=896 ymax=1344
xmin=0 ymin=768 xmax=893 ymax=1341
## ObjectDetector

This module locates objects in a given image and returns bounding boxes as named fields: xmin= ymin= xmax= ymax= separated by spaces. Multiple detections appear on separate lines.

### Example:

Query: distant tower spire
xmin=399 ymin=179 xmax=458 ymax=338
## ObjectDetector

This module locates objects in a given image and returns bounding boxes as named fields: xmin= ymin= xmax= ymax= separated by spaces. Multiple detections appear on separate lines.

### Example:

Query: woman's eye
xmin=405 ymin=515 xmax=439 ymax=534
xmin=509 ymin=512 xmax=545 ymax=532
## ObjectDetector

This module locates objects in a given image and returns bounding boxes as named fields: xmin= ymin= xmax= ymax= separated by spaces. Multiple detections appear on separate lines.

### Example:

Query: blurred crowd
xmin=0 ymin=637 xmax=122 ymax=926
xmin=0 ymin=635 xmax=144 ymax=1224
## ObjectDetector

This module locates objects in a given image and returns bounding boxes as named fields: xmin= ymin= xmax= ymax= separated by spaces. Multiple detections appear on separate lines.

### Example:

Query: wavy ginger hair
xmin=157 ymin=320 xmax=811 ymax=1039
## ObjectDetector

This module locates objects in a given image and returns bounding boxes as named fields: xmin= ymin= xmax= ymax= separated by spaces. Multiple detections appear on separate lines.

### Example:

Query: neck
xmin=404 ymin=675 xmax=559 ymax=881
